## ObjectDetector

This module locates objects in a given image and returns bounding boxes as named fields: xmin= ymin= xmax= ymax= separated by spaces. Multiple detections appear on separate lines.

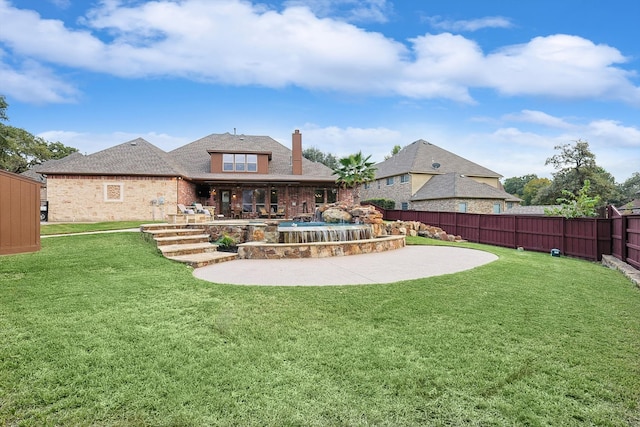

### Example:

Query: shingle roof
xmin=168 ymin=132 xmax=334 ymax=182
xmin=22 ymin=152 xmax=85 ymax=183
xmin=38 ymin=133 xmax=335 ymax=183
xmin=38 ymin=138 xmax=186 ymax=176
xmin=411 ymin=172 xmax=519 ymax=201
xmin=375 ymin=139 xmax=502 ymax=179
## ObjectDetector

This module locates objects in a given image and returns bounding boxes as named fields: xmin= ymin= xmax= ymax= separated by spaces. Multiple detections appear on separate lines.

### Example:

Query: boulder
xmin=322 ymin=207 xmax=352 ymax=223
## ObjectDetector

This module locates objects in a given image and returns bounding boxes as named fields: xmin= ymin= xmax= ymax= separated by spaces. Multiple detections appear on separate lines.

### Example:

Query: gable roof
xmin=38 ymin=138 xmax=186 ymax=177
xmin=168 ymin=132 xmax=334 ymax=182
xmin=411 ymin=172 xmax=520 ymax=201
xmin=374 ymin=139 xmax=502 ymax=179
xmin=38 ymin=133 xmax=335 ymax=183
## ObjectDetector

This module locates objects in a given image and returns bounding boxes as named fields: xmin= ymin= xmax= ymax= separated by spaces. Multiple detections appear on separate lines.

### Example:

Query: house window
xmin=507 ymin=202 xmax=514 ymax=209
xmin=458 ymin=202 xmax=467 ymax=213
xmin=401 ymin=202 xmax=408 ymax=210
xmin=223 ymin=154 xmax=258 ymax=172
xmin=493 ymin=203 xmax=502 ymax=214
xmin=400 ymin=174 xmax=409 ymax=183
xmin=386 ymin=177 xmax=394 ymax=185
xmin=254 ymin=189 xmax=266 ymax=213
xmin=223 ymin=154 xmax=234 ymax=171
xmin=247 ymin=154 xmax=257 ymax=172
xmin=104 ymin=183 xmax=123 ymax=202
xmin=242 ymin=190 xmax=253 ymax=213
xmin=364 ymin=182 xmax=370 ymax=189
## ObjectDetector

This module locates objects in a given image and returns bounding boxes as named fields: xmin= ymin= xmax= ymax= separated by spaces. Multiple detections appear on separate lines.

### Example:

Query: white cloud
xmin=503 ymin=110 xmax=576 ymax=130
xmin=0 ymin=53 xmax=78 ymax=103
xmin=484 ymin=35 xmax=639 ymax=103
xmin=0 ymin=1 xmax=639 ymax=105
xmin=284 ymin=0 xmax=392 ymax=23
xmin=586 ymin=120 xmax=640 ymax=147
xmin=38 ymin=130 xmax=190 ymax=154
xmin=299 ymin=124 xmax=403 ymax=161
xmin=426 ymin=16 xmax=513 ymax=32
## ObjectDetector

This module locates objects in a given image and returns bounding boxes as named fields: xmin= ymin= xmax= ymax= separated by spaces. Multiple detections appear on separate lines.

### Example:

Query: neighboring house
xmin=38 ymin=130 xmax=341 ymax=222
xmin=619 ymin=199 xmax=640 ymax=215
xmin=361 ymin=139 xmax=520 ymax=214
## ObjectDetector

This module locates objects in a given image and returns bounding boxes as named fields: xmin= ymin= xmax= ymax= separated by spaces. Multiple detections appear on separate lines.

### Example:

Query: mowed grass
xmin=40 ymin=221 xmax=161 ymax=235
xmin=1 ymin=232 xmax=639 ymax=426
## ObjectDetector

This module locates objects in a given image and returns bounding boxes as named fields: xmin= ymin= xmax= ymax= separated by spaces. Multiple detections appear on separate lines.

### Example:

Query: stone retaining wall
xmin=238 ymin=235 xmax=406 ymax=259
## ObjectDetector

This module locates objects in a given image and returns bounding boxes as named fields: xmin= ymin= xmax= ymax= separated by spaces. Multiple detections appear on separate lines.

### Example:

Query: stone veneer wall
xmin=46 ymin=175 xmax=178 ymax=222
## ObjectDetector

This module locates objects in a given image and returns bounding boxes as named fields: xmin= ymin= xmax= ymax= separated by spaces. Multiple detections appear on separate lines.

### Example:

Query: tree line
xmin=503 ymin=140 xmax=639 ymax=209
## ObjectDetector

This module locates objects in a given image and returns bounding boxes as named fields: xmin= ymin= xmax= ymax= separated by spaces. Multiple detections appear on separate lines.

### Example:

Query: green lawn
xmin=1 ymin=232 xmax=639 ymax=426
xmin=40 ymin=221 xmax=160 ymax=235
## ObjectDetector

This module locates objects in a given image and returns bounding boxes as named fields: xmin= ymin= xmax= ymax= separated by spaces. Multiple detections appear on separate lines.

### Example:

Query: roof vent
xmin=131 ymin=141 xmax=137 ymax=146
xmin=431 ymin=162 xmax=440 ymax=169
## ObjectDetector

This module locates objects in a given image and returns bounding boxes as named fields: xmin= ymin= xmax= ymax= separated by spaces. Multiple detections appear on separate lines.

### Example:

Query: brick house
xmin=361 ymin=139 xmax=520 ymax=214
xmin=38 ymin=130 xmax=342 ymax=222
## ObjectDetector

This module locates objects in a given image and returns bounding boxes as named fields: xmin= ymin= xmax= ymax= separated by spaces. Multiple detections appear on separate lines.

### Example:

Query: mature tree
xmin=544 ymin=180 xmax=601 ymax=218
xmin=540 ymin=140 xmax=618 ymax=207
xmin=384 ymin=144 xmax=402 ymax=160
xmin=523 ymin=177 xmax=551 ymax=205
xmin=0 ymin=96 xmax=78 ymax=173
xmin=333 ymin=152 xmax=376 ymax=205
xmin=503 ymin=174 xmax=538 ymax=199
xmin=302 ymin=146 xmax=339 ymax=170
xmin=618 ymin=172 xmax=640 ymax=204
xmin=0 ymin=95 xmax=7 ymax=122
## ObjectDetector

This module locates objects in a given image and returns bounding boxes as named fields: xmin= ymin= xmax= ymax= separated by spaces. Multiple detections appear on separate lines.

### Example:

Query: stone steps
xmin=155 ymin=234 xmax=211 ymax=246
xmin=141 ymin=222 xmax=236 ymax=268
xmin=167 ymin=251 xmax=238 ymax=268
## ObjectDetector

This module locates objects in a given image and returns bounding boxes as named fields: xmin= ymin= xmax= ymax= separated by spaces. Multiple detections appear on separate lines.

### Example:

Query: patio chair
xmin=275 ymin=206 xmax=285 ymax=218
xmin=258 ymin=207 xmax=269 ymax=218
xmin=177 ymin=204 xmax=195 ymax=214
xmin=194 ymin=203 xmax=212 ymax=217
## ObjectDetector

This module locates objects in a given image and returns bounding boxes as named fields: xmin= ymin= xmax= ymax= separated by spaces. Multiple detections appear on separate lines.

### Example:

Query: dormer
xmin=208 ymin=150 xmax=272 ymax=173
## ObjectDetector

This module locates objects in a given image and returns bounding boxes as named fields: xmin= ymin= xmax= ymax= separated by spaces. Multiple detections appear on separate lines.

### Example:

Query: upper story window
xmin=386 ymin=177 xmax=394 ymax=185
xmin=222 ymin=153 xmax=258 ymax=172
xmin=400 ymin=174 xmax=409 ymax=183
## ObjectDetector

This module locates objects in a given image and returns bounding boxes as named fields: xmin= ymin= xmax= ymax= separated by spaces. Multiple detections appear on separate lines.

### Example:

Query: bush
xmin=215 ymin=234 xmax=237 ymax=252
xmin=362 ymin=199 xmax=395 ymax=210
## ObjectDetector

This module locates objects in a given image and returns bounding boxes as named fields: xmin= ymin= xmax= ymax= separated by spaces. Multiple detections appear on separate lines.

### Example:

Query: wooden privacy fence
xmin=0 ymin=170 xmax=41 ymax=255
xmin=378 ymin=208 xmax=639 ymax=264
xmin=610 ymin=207 xmax=640 ymax=270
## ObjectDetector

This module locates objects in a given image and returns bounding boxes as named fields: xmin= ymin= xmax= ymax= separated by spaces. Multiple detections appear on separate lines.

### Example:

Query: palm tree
xmin=333 ymin=152 xmax=376 ymax=204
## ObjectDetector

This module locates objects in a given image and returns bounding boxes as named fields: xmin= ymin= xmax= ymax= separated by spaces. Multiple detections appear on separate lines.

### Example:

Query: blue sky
xmin=1 ymin=0 xmax=639 ymax=182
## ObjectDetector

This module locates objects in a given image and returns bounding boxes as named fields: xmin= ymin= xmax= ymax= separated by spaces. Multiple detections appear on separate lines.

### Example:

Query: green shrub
xmin=362 ymin=198 xmax=395 ymax=210
xmin=215 ymin=234 xmax=236 ymax=249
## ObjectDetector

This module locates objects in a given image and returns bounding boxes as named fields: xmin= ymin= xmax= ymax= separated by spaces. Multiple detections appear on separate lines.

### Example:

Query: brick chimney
xmin=292 ymin=129 xmax=303 ymax=175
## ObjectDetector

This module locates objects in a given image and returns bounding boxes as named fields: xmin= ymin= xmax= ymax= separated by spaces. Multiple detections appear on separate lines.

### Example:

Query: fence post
xmin=621 ymin=215 xmax=628 ymax=263
xmin=561 ymin=217 xmax=566 ymax=254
